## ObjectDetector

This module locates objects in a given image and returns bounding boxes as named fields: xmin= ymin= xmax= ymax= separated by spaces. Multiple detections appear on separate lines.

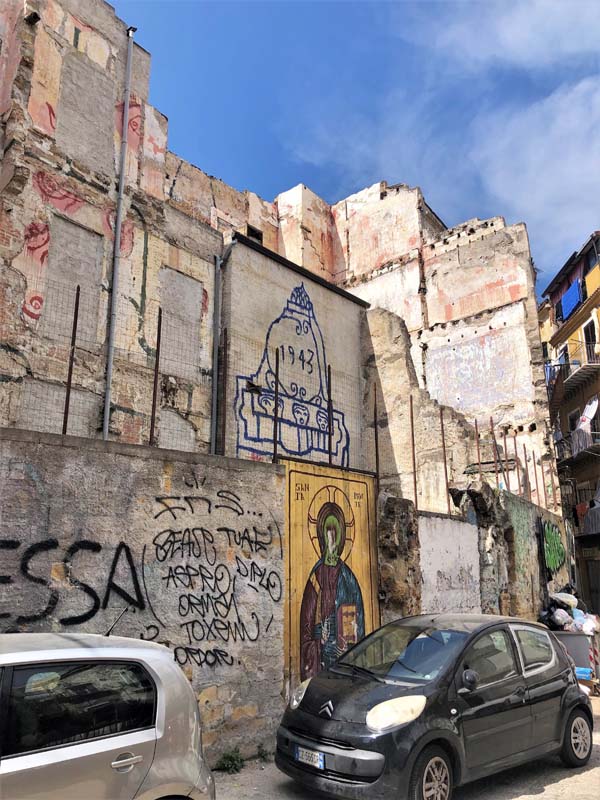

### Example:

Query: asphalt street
xmin=216 ymin=698 xmax=600 ymax=800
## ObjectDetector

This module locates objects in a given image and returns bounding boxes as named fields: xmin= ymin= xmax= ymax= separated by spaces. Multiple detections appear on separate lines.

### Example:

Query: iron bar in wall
xmin=490 ymin=416 xmax=499 ymax=489
xmin=474 ymin=418 xmax=483 ymax=483
xmin=513 ymin=433 xmax=522 ymax=495
xmin=149 ymin=306 xmax=162 ymax=446
xmin=440 ymin=407 xmax=451 ymax=515
xmin=62 ymin=284 xmax=80 ymax=436
xmin=410 ymin=395 xmax=418 ymax=511
xmin=272 ymin=346 xmax=280 ymax=462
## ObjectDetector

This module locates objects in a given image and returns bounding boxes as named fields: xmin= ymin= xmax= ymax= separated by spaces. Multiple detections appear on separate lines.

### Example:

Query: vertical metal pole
xmin=103 ymin=26 xmax=136 ymax=440
xmin=410 ymin=395 xmax=418 ymax=511
xmin=327 ymin=364 xmax=333 ymax=465
xmin=523 ymin=443 xmax=530 ymax=500
xmin=440 ymin=407 xmax=451 ymax=515
xmin=272 ymin=346 xmax=280 ymax=462
xmin=62 ymin=285 xmax=80 ymax=436
xmin=542 ymin=457 xmax=549 ymax=509
xmin=474 ymin=418 xmax=483 ymax=482
xmin=373 ymin=384 xmax=380 ymax=490
xmin=210 ymin=254 xmax=223 ymax=454
xmin=550 ymin=454 xmax=558 ymax=510
xmin=513 ymin=433 xmax=522 ymax=495
xmin=149 ymin=307 xmax=162 ymax=446
xmin=502 ymin=429 xmax=510 ymax=491
xmin=490 ymin=417 xmax=499 ymax=488
xmin=220 ymin=327 xmax=228 ymax=455
xmin=533 ymin=451 xmax=541 ymax=506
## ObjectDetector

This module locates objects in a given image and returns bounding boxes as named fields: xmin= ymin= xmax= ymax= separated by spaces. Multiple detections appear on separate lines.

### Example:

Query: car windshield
xmin=336 ymin=621 xmax=470 ymax=684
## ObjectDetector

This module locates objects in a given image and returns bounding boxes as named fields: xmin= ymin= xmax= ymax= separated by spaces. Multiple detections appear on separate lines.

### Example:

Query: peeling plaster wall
xmin=0 ymin=0 xmax=220 ymax=449
xmin=0 ymin=428 xmax=286 ymax=763
xmin=419 ymin=513 xmax=481 ymax=614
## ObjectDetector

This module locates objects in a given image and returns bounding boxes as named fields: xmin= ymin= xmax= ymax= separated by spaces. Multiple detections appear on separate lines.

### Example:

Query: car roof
xmin=392 ymin=613 xmax=545 ymax=632
xmin=0 ymin=632 xmax=169 ymax=666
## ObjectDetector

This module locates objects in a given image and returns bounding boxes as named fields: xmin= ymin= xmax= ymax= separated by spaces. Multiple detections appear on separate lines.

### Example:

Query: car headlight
xmin=366 ymin=695 xmax=426 ymax=733
xmin=289 ymin=678 xmax=311 ymax=710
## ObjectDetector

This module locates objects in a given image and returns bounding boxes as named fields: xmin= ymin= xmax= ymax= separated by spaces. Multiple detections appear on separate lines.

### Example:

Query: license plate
xmin=295 ymin=745 xmax=325 ymax=770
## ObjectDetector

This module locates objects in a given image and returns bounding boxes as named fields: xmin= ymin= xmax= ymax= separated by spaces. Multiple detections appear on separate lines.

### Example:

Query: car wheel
xmin=408 ymin=745 xmax=453 ymax=800
xmin=560 ymin=708 xmax=593 ymax=768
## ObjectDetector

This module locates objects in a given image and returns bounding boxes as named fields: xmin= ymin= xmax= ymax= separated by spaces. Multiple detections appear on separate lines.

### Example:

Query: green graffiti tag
xmin=543 ymin=520 xmax=566 ymax=574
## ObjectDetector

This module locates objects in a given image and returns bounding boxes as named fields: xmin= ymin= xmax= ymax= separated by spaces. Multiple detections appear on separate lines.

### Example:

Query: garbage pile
xmin=539 ymin=585 xmax=600 ymax=636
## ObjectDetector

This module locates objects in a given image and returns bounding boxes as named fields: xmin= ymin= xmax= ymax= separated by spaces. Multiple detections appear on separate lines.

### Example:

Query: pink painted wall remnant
xmin=33 ymin=172 xmax=84 ymax=215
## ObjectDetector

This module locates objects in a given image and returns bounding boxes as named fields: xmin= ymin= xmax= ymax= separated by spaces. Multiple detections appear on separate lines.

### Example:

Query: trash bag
xmin=549 ymin=592 xmax=578 ymax=609
xmin=552 ymin=608 xmax=572 ymax=628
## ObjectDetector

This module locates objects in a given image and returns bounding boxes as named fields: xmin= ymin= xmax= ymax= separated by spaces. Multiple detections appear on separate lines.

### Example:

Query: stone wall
xmin=0 ymin=428 xmax=286 ymax=762
xmin=419 ymin=513 xmax=481 ymax=614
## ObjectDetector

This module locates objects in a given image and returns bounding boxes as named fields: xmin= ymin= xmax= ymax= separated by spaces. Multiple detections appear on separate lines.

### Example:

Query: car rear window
xmin=515 ymin=628 xmax=554 ymax=671
xmin=3 ymin=661 xmax=156 ymax=757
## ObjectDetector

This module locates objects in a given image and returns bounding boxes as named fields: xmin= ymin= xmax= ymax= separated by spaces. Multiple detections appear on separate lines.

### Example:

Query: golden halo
xmin=307 ymin=484 xmax=355 ymax=562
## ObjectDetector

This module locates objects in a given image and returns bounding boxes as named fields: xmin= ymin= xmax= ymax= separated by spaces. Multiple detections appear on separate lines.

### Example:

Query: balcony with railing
xmin=546 ymin=341 xmax=600 ymax=408
xmin=555 ymin=425 xmax=600 ymax=463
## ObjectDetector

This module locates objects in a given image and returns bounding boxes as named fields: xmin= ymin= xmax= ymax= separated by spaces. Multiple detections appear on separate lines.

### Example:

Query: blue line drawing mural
xmin=235 ymin=284 xmax=350 ymax=465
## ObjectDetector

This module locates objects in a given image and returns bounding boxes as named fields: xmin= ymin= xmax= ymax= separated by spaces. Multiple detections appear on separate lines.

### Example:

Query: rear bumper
xmin=276 ymin=724 xmax=406 ymax=800
xmin=188 ymin=760 xmax=215 ymax=800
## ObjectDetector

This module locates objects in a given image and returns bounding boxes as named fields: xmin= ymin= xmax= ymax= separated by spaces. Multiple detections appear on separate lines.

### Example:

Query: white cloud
xmin=405 ymin=0 xmax=600 ymax=71
xmin=471 ymin=76 xmax=600 ymax=282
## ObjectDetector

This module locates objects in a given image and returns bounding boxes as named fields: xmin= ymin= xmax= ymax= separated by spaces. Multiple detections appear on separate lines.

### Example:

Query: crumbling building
xmin=0 ymin=0 xmax=570 ymax=761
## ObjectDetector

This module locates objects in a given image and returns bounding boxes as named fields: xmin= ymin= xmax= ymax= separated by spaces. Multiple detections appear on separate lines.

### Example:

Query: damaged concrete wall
xmin=362 ymin=307 xmax=493 ymax=513
xmin=0 ymin=0 xmax=220 ymax=450
xmin=0 ymin=428 xmax=286 ymax=762
xmin=419 ymin=513 xmax=481 ymax=614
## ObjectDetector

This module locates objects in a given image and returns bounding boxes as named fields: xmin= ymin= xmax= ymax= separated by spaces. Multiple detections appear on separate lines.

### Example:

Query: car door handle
xmin=111 ymin=753 xmax=144 ymax=771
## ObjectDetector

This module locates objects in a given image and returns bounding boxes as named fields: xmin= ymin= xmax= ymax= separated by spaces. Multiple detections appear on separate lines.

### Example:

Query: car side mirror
xmin=459 ymin=669 xmax=480 ymax=693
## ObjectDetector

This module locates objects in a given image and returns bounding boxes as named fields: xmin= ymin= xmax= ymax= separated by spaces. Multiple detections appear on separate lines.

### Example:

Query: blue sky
xmin=111 ymin=0 xmax=600 ymax=288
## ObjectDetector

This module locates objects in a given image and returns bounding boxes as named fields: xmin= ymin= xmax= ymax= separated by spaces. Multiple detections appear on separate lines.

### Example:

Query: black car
xmin=276 ymin=614 xmax=594 ymax=800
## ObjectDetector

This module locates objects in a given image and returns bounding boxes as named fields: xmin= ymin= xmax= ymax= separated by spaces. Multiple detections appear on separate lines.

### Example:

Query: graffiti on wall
xmin=286 ymin=462 xmax=377 ymax=684
xmin=542 ymin=519 xmax=566 ymax=575
xmin=144 ymin=469 xmax=283 ymax=669
xmin=0 ymin=465 xmax=283 ymax=674
xmin=235 ymin=284 xmax=350 ymax=465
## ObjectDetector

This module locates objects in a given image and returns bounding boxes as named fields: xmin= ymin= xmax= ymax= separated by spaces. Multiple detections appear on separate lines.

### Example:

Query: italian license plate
xmin=295 ymin=745 xmax=325 ymax=770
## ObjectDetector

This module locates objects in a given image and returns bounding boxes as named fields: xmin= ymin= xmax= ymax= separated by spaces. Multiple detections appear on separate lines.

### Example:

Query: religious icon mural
xmin=286 ymin=463 xmax=378 ymax=684
xmin=235 ymin=284 xmax=350 ymax=465
xmin=300 ymin=487 xmax=365 ymax=678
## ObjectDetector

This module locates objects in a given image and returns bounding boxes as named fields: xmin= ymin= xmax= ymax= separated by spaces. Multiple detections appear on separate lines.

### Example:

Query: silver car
xmin=0 ymin=633 xmax=215 ymax=800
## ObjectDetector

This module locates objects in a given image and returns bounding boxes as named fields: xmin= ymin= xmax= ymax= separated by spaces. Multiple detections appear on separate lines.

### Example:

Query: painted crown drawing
xmin=235 ymin=284 xmax=350 ymax=465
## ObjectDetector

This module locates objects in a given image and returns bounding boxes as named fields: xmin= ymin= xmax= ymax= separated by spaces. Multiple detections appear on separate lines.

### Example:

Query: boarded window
xmin=40 ymin=216 xmax=104 ymax=346
xmin=158 ymin=267 xmax=205 ymax=381
xmin=55 ymin=52 xmax=114 ymax=176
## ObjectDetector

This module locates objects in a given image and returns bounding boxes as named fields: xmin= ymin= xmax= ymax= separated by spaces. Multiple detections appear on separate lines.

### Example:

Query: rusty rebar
xmin=440 ymin=407 xmax=451 ymax=515
xmin=513 ymin=433 xmax=522 ymax=495
xmin=533 ymin=451 xmax=541 ymax=506
xmin=149 ymin=306 xmax=162 ymax=446
xmin=490 ymin=417 xmax=499 ymax=489
xmin=523 ymin=443 xmax=530 ymax=500
xmin=62 ymin=284 xmax=80 ymax=436
xmin=474 ymin=418 xmax=483 ymax=483
xmin=541 ymin=454 xmax=549 ymax=509
xmin=503 ymin=429 xmax=510 ymax=491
